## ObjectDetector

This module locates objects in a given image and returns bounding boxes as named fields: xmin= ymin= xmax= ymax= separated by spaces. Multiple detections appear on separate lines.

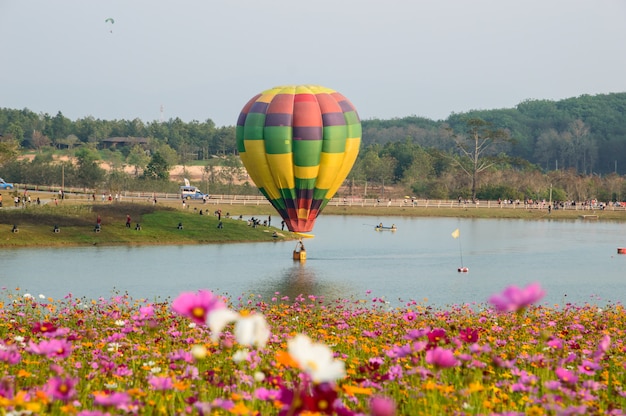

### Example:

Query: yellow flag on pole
xmin=451 ymin=228 xmax=460 ymax=239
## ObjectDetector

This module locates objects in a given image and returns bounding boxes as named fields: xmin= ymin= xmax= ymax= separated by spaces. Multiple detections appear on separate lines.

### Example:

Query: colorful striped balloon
xmin=236 ymin=85 xmax=361 ymax=232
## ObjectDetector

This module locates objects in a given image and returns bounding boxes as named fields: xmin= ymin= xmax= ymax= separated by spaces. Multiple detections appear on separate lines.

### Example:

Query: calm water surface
xmin=1 ymin=216 xmax=625 ymax=307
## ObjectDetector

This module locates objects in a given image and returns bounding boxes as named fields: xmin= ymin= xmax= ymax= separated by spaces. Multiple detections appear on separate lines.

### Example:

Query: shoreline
xmin=0 ymin=200 xmax=624 ymax=249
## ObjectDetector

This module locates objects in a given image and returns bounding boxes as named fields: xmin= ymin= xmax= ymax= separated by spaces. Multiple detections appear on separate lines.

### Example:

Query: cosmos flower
xmin=27 ymin=339 xmax=72 ymax=359
xmin=207 ymin=308 xmax=239 ymax=342
xmin=92 ymin=391 xmax=131 ymax=407
xmin=287 ymin=334 xmax=346 ymax=383
xmin=488 ymin=282 xmax=545 ymax=312
xmin=0 ymin=344 xmax=21 ymax=364
xmin=370 ymin=396 xmax=396 ymax=416
xmin=459 ymin=328 xmax=479 ymax=344
xmin=32 ymin=321 xmax=58 ymax=335
xmin=234 ymin=313 xmax=270 ymax=349
xmin=45 ymin=376 xmax=78 ymax=402
xmin=425 ymin=347 xmax=458 ymax=368
xmin=172 ymin=290 xmax=226 ymax=326
xmin=148 ymin=375 xmax=174 ymax=391
xmin=555 ymin=367 xmax=578 ymax=385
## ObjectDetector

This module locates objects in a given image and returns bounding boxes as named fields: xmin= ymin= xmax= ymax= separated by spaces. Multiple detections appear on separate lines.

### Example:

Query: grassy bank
xmin=0 ymin=202 xmax=296 ymax=248
xmin=1 ymin=197 xmax=623 ymax=248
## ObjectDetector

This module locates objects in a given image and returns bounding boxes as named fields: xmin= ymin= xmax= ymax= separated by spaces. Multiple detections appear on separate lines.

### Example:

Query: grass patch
xmin=0 ymin=202 xmax=295 ymax=248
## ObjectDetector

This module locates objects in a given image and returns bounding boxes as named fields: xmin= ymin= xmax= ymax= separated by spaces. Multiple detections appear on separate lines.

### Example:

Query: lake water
xmin=1 ymin=216 xmax=625 ymax=308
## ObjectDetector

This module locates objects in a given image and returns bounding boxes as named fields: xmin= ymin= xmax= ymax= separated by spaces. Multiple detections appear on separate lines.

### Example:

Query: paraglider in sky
xmin=105 ymin=18 xmax=114 ymax=33
xmin=236 ymin=85 xmax=361 ymax=233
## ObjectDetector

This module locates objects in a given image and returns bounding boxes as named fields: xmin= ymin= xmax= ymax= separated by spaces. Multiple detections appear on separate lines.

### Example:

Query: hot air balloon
xmin=236 ymin=85 xmax=361 ymax=233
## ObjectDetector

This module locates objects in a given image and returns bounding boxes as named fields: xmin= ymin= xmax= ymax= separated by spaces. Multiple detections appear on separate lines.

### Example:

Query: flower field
xmin=0 ymin=284 xmax=625 ymax=415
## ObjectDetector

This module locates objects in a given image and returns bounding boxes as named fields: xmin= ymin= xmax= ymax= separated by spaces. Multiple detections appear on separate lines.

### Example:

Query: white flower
xmin=232 ymin=349 xmax=249 ymax=363
xmin=191 ymin=345 xmax=207 ymax=360
xmin=254 ymin=371 xmax=266 ymax=382
xmin=207 ymin=308 xmax=239 ymax=342
xmin=287 ymin=334 xmax=346 ymax=383
xmin=23 ymin=293 xmax=33 ymax=299
xmin=188 ymin=322 xmax=197 ymax=329
xmin=38 ymin=294 xmax=46 ymax=299
xmin=150 ymin=366 xmax=162 ymax=374
xmin=114 ymin=320 xmax=126 ymax=327
xmin=107 ymin=342 xmax=121 ymax=352
xmin=104 ymin=382 xmax=118 ymax=389
xmin=234 ymin=314 xmax=270 ymax=349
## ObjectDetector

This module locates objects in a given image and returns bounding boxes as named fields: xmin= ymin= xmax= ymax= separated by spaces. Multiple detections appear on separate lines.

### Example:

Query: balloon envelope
xmin=236 ymin=85 xmax=361 ymax=232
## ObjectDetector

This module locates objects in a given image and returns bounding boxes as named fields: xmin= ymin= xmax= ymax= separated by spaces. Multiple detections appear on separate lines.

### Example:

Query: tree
xmin=451 ymin=118 xmax=509 ymax=201
xmin=143 ymin=152 xmax=170 ymax=180
xmin=31 ymin=130 xmax=51 ymax=152
xmin=0 ymin=137 xmax=20 ymax=168
xmin=127 ymin=145 xmax=150 ymax=177
xmin=74 ymin=147 xmax=105 ymax=188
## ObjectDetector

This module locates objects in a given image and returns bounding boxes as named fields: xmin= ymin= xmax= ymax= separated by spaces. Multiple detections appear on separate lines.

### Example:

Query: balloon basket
xmin=293 ymin=249 xmax=306 ymax=262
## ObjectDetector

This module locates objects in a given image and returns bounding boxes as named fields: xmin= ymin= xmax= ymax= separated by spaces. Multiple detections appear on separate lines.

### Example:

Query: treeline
xmin=0 ymin=92 xmax=625 ymax=201
xmin=361 ymin=92 xmax=626 ymax=175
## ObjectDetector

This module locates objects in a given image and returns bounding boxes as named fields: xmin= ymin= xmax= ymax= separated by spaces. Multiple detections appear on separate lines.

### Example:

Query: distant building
xmin=101 ymin=137 xmax=149 ymax=149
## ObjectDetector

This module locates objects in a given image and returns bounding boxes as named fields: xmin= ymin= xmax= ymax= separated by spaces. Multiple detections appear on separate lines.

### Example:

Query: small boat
xmin=618 ymin=248 xmax=626 ymax=255
xmin=458 ymin=267 xmax=469 ymax=273
xmin=375 ymin=223 xmax=397 ymax=232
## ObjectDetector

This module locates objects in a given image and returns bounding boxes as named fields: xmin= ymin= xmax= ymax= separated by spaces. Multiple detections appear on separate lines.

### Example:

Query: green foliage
xmin=74 ymin=147 xmax=105 ymax=188
xmin=143 ymin=152 xmax=170 ymax=180
xmin=476 ymin=185 xmax=524 ymax=201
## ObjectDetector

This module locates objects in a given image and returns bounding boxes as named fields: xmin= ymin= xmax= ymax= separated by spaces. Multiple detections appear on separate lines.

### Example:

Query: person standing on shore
xmin=126 ymin=214 xmax=131 ymax=228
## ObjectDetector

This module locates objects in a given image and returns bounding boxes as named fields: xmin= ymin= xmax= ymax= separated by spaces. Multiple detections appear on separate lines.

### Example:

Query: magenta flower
xmin=32 ymin=321 xmax=58 ymax=335
xmin=488 ymin=282 xmax=545 ymax=312
xmin=0 ymin=344 xmax=21 ymax=364
xmin=93 ymin=391 xmax=131 ymax=407
xmin=171 ymin=290 xmax=225 ymax=325
xmin=555 ymin=367 xmax=578 ymax=385
xmin=45 ymin=376 xmax=78 ymax=402
xmin=425 ymin=347 xmax=458 ymax=368
xmin=370 ymin=396 xmax=396 ymax=416
xmin=148 ymin=375 xmax=174 ymax=391
xmin=578 ymin=360 xmax=601 ymax=375
xmin=427 ymin=328 xmax=448 ymax=345
xmin=27 ymin=339 xmax=72 ymax=359
xmin=594 ymin=334 xmax=611 ymax=359
xmin=459 ymin=328 xmax=479 ymax=344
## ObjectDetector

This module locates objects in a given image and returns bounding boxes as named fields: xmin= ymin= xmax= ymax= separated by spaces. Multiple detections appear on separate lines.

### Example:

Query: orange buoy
xmin=617 ymin=248 xmax=626 ymax=254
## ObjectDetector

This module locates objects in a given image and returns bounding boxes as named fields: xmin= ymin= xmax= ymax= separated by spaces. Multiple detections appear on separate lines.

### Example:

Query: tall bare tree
xmin=451 ymin=118 xmax=509 ymax=201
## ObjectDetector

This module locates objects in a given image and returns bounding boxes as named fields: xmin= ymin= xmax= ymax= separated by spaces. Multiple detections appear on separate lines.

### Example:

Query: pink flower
xmin=488 ymin=282 xmax=545 ymax=312
xmin=0 ymin=344 xmax=21 ymax=364
xmin=370 ymin=396 xmax=396 ymax=416
xmin=93 ymin=391 xmax=131 ymax=407
xmin=171 ymin=290 xmax=225 ymax=325
xmin=45 ymin=376 xmax=78 ymax=402
xmin=402 ymin=311 xmax=417 ymax=322
xmin=425 ymin=347 xmax=458 ymax=368
xmin=148 ymin=375 xmax=174 ymax=390
xmin=555 ymin=367 xmax=578 ymax=385
xmin=27 ymin=339 xmax=72 ymax=359
xmin=578 ymin=360 xmax=600 ymax=375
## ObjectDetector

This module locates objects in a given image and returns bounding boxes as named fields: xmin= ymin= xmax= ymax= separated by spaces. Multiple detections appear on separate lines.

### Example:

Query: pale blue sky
xmin=1 ymin=0 xmax=625 ymax=127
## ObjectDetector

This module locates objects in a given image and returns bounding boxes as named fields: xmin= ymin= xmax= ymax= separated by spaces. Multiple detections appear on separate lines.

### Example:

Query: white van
xmin=180 ymin=186 xmax=208 ymax=200
xmin=180 ymin=178 xmax=208 ymax=200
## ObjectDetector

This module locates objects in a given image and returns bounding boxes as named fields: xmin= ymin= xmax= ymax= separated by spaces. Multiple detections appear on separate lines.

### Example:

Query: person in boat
xmin=391 ymin=224 xmax=396 ymax=229
xmin=378 ymin=223 xmax=383 ymax=228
